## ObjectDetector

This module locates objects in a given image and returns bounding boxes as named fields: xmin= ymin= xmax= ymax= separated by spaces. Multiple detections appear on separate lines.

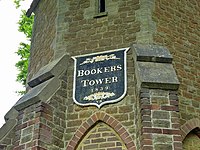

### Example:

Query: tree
xmin=14 ymin=0 xmax=34 ymax=94
xmin=14 ymin=0 xmax=24 ymax=8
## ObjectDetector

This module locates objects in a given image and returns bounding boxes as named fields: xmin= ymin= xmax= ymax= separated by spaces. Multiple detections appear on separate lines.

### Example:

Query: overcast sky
xmin=0 ymin=0 xmax=32 ymax=127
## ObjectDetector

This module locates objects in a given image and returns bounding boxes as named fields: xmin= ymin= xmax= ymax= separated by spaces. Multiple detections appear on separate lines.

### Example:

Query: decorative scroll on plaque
xmin=72 ymin=48 xmax=129 ymax=108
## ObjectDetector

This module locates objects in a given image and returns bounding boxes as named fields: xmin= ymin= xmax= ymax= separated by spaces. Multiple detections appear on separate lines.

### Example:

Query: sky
xmin=0 ymin=0 xmax=32 ymax=127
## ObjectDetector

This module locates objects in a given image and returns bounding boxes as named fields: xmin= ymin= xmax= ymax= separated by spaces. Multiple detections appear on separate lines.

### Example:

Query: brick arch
xmin=181 ymin=118 xmax=200 ymax=140
xmin=66 ymin=111 xmax=136 ymax=150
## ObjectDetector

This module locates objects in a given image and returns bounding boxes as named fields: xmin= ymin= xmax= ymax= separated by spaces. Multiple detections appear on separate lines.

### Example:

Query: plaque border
xmin=72 ymin=47 xmax=130 ymax=108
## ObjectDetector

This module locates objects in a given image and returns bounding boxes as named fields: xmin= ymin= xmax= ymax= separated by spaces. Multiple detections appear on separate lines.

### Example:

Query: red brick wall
xmin=137 ymin=88 xmax=182 ymax=150
xmin=153 ymin=0 xmax=200 ymax=125
xmin=13 ymin=102 xmax=53 ymax=150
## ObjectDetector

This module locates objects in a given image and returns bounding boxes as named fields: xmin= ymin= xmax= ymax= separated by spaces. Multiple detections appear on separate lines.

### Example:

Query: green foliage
xmin=14 ymin=1 xmax=34 ymax=94
xmin=15 ymin=42 xmax=30 ymax=86
xmin=14 ymin=0 xmax=25 ymax=8
xmin=18 ymin=10 xmax=33 ymax=38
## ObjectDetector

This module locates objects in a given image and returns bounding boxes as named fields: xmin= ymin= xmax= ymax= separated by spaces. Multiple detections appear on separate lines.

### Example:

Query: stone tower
xmin=0 ymin=0 xmax=200 ymax=150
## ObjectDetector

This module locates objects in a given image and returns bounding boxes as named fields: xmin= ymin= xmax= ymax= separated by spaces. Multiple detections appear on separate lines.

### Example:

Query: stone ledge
xmin=136 ymin=62 xmax=179 ymax=90
xmin=94 ymin=12 xmax=108 ymax=18
xmin=132 ymin=44 xmax=179 ymax=90
xmin=28 ymin=54 xmax=69 ymax=88
xmin=132 ymin=44 xmax=173 ymax=63
xmin=14 ymin=77 xmax=60 ymax=111
xmin=0 ymin=119 xmax=17 ymax=142
xmin=4 ymin=107 xmax=18 ymax=122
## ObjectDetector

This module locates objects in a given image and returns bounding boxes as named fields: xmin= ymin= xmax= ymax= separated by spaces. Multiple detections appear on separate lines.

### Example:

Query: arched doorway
xmin=183 ymin=128 xmax=200 ymax=150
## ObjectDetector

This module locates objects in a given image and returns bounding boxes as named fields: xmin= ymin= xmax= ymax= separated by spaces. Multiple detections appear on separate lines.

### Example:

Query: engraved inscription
xmin=72 ymin=48 xmax=129 ymax=108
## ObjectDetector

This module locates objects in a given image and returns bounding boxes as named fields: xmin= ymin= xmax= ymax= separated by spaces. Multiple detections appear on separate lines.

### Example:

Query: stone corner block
xmin=0 ymin=119 xmax=17 ymax=142
xmin=132 ymin=44 xmax=173 ymax=63
xmin=136 ymin=62 xmax=180 ymax=90
xmin=14 ymin=77 xmax=60 ymax=111
xmin=4 ymin=107 xmax=19 ymax=122
xmin=28 ymin=54 xmax=69 ymax=88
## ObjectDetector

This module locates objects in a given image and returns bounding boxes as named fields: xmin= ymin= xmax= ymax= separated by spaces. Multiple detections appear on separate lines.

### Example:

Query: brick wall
xmin=54 ymin=1 xmax=140 ymax=149
xmin=55 ymin=0 xmax=140 ymax=58
xmin=136 ymin=88 xmax=182 ymax=150
xmin=65 ymin=51 xmax=137 ymax=149
xmin=0 ymin=130 xmax=15 ymax=150
xmin=13 ymin=102 xmax=54 ymax=150
xmin=153 ymin=0 xmax=200 ymax=126
xmin=13 ymin=91 xmax=68 ymax=150
xmin=27 ymin=0 xmax=57 ymax=81
xmin=1 ymin=0 xmax=199 ymax=149
xmin=77 ymin=122 xmax=127 ymax=150
xmin=27 ymin=0 xmax=140 ymax=91
xmin=66 ymin=111 xmax=136 ymax=150
xmin=13 ymin=55 xmax=137 ymax=150
xmin=10 ymin=1 xmax=141 ymax=149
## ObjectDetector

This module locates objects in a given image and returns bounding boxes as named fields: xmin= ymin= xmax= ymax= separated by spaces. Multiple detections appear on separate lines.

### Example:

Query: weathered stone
xmin=105 ymin=107 xmax=118 ymax=114
xmin=152 ymin=111 xmax=170 ymax=119
xmin=136 ymin=62 xmax=179 ymax=90
xmin=135 ymin=0 xmax=156 ymax=43
xmin=21 ymin=134 xmax=32 ymax=144
xmin=153 ymin=135 xmax=172 ymax=144
xmin=2 ymin=0 xmax=200 ymax=150
xmin=153 ymin=119 xmax=170 ymax=128
xmin=132 ymin=44 xmax=179 ymax=90
xmin=192 ymin=100 xmax=200 ymax=108
xmin=151 ymin=97 xmax=169 ymax=105
xmin=119 ymin=105 xmax=133 ymax=113
xmin=132 ymin=44 xmax=173 ymax=63
xmin=27 ymin=0 xmax=57 ymax=81
xmin=52 ymin=137 xmax=64 ymax=148
xmin=22 ymin=126 xmax=33 ymax=137
xmin=150 ymin=89 xmax=169 ymax=97
xmin=0 ymin=119 xmax=17 ymax=141
xmin=53 ymin=129 xmax=63 ymax=139
xmin=14 ymin=77 xmax=60 ymax=111
xmin=28 ymin=54 xmax=69 ymax=88
xmin=79 ymin=111 xmax=93 ymax=119
xmin=23 ymin=111 xmax=35 ymax=122
xmin=154 ymin=144 xmax=172 ymax=150
xmin=4 ymin=107 xmax=18 ymax=121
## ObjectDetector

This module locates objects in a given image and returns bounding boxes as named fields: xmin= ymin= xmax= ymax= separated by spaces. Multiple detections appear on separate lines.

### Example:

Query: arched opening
xmin=183 ymin=127 xmax=200 ymax=150
xmin=77 ymin=121 xmax=127 ymax=150
xmin=66 ymin=112 xmax=135 ymax=150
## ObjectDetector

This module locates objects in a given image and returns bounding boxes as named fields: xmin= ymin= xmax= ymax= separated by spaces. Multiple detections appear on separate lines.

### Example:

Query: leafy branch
xmin=14 ymin=1 xmax=34 ymax=94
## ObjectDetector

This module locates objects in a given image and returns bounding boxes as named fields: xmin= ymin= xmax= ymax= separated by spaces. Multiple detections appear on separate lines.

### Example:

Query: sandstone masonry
xmin=0 ymin=0 xmax=200 ymax=150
